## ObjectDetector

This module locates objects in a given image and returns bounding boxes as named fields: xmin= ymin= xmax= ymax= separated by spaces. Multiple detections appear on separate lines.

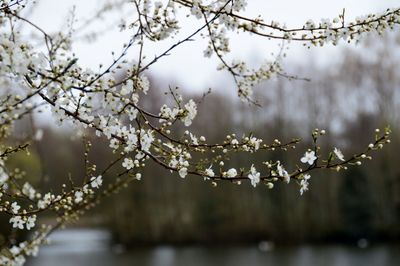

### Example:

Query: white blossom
xmin=135 ymin=173 xmax=142 ymax=180
xmin=189 ymin=133 xmax=199 ymax=145
xmin=277 ymin=162 xmax=290 ymax=184
xmin=249 ymin=137 xmax=262 ymax=151
xmin=122 ymin=158 xmax=134 ymax=170
xmin=90 ymin=175 xmax=103 ymax=189
xmin=301 ymin=151 xmax=317 ymax=165
xmin=300 ymin=174 xmax=311 ymax=195
xmin=204 ymin=166 xmax=215 ymax=178
xmin=140 ymin=130 xmax=154 ymax=152
xmin=334 ymin=147 xmax=345 ymax=161
xmin=25 ymin=216 xmax=36 ymax=230
xmin=74 ymin=191 xmax=83 ymax=203
xmin=231 ymin=139 xmax=239 ymax=145
xmin=10 ymin=216 xmax=25 ymax=229
xmin=226 ymin=168 xmax=237 ymax=178
xmin=248 ymin=165 xmax=260 ymax=187
xmin=121 ymin=80 xmax=133 ymax=95
xmin=11 ymin=202 xmax=21 ymax=214
xmin=126 ymin=107 xmax=138 ymax=121
xmin=179 ymin=167 xmax=188 ymax=178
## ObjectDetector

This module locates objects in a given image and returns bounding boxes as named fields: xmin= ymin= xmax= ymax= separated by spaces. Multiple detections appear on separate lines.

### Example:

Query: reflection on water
xmin=26 ymin=229 xmax=400 ymax=266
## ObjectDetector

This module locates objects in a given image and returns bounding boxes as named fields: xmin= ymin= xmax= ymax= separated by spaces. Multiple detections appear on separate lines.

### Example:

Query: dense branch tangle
xmin=0 ymin=1 xmax=396 ymax=265
xmin=175 ymin=0 xmax=400 ymax=100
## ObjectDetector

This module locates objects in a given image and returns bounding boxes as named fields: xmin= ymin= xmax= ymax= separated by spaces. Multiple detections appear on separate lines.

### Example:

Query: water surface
xmin=26 ymin=229 xmax=400 ymax=266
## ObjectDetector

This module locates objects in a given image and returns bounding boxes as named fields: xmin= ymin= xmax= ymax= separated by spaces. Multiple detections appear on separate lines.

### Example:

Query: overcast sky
xmin=25 ymin=0 xmax=400 ymax=93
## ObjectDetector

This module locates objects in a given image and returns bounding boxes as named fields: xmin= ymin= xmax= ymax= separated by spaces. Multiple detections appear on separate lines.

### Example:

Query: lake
xmin=26 ymin=229 xmax=400 ymax=266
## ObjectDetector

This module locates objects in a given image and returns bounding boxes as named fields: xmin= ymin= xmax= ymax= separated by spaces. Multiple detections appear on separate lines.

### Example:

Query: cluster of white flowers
xmin=22 ymin=182 xmax=37 ymax=200
xmin=159 ymin=99 xmax=197 ymax=126
xmin=9 ymin=215 xmax=36 ymax=230
xmin=8 ymin=200 xmax=37 ymax=230
xmin=37 ymin=193 xmax=54 ymax=209
xmin=0 ymin=226 xmax=49 ymax=266
xmin=165 ymin=144 xmax=191 ymax=178
xmin=0 ymin=243 xmax=27 ymax=266
xmin=133 ymin=0 xmax=179 ymax=41
xmin=182 ymin=100 xmax=198 ymax=126
xmin=160 ymin=104 xmax=180 ymax=121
